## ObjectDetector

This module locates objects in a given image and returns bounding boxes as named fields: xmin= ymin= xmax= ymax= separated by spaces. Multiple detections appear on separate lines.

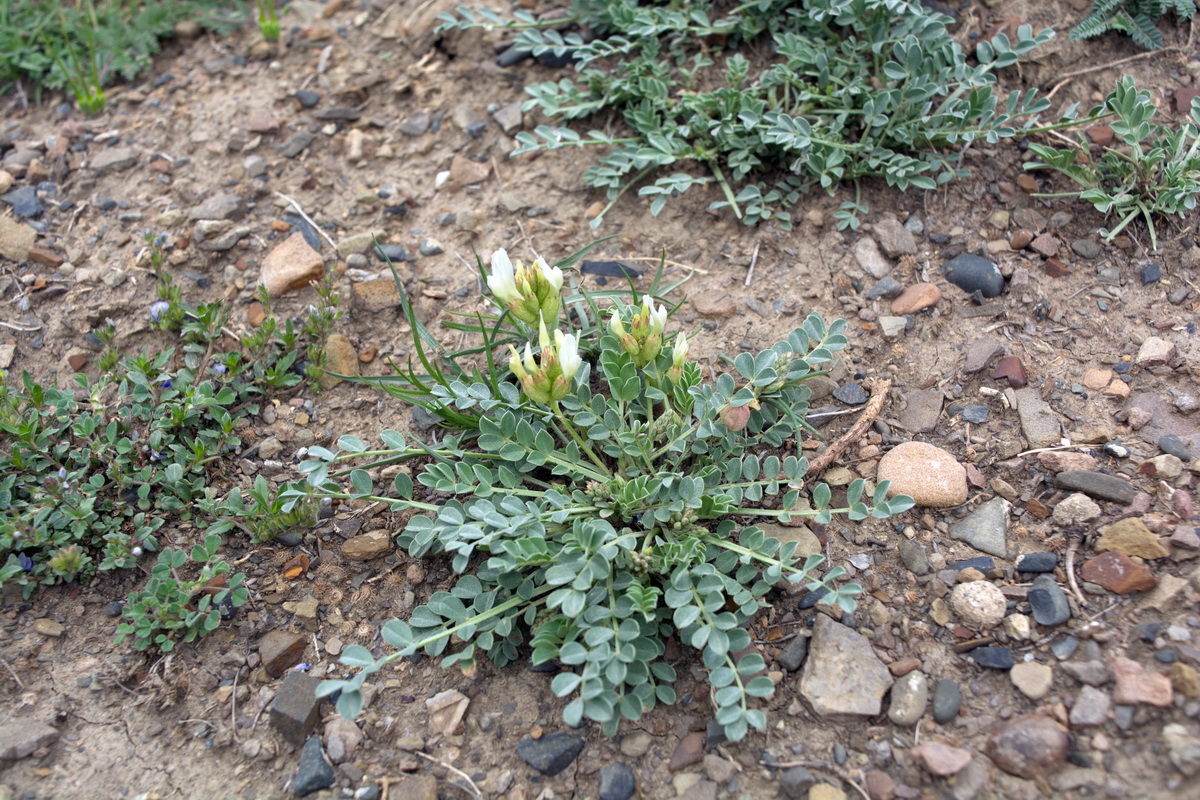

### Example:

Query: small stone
xmin=833 ymin=382 xmax=869 ymax=405
xmin=342 ymin=530 xmax=393 ymax=561
xmin=703 ymin=753 xmax=736 ymax=784
xmin=1160 ymin=434 xmax=1194 ymax=461
xmin=874 ymin=216 xmax=917 ymax=257
xmin=1069 ymin=686 xmax=1110 ymax=727
xmin=1071 ymin=239 xmax=1102 ymax=259
xmin=779 ymin=766 xmax=816 ymax=799
xmin=1 ymin=186 xmax=43 ymax=218
xmin=0 ymin=720 xmax=58 ymax=760
xmin=911 ymin=742 xmax=972 ymax=776
xmin=1052 ymin=493 xmax=1102 ymax=525
xmin=1141 ymin=261 xmax=1162 ymax=285
xmin=1011 ymin=662 xmax=1054 ymax=701
xmin=0 ymin=216 xmax=37 ymax=261
xmin=269 ymin=671 xmax=322 ymax=744
xmin=1171 ymin=663 xmax=1200 ymax=699
xmin=1086 ymin=125 xmax=1114 ymax=145
xmin=949 ymin=497 xmax=1009 ymax=558
xmin=518 ymin=732 xmax=585 ymax=776
xmin=809 ymin=784 xmax=846 ymax=800
xmin=418 ymin=237 xmax=445 ymax=256
xmin=246 ymin=107 xmax=279 ymax=134
xmin=1080 ymin=551 xmax=1157 ymax=594
xmin=1111 ymin=656 xmax=1173 ymax=706
xmin=188 ymin=193 xmax=243 ymax=221
xmin=1037 ymin=451 xmax=1097 ymax=473
xmin=33 ymin=619 xmax=64 ymax=637
xmin=259 ymin=630 xmax=307 ymax=677
xmin=877 ymin=442 xmax=967 ymax=507
xmin=1055 ymin=470 xmax=1137 ymax=504
xmin=1139 ymin=454 xmax=1184 ymax=479
xmin=261 ymin=233 xmax=325 ymax=296
xmin=1017 ymin=173 xmax=1039 ymax=192
xmin=864 ymin=770 xmax=896 ymax=800
xmin=1004 ymin=613 xmax=1034 ymax=641
xmin=446 ymin=154 xmax=491 ymax=189
xmin=878 ymin=316 xmax=907 ymax=339
xmin=668 ymin=732 xmax=705 ymax=771
xmin=865 ymin=276 xmax=904 ymax=300
xmin=692 ymin=294 xmax=737 ymax=318
xmin=854 ymin=236 xmax=893 ymax=279
xmin=963 ymin=338 xmax=1004 ymax=373
xmin=1163 ymin=723 xmax=1200 ymax=777
xmin=292 ymin=736 xmax=336 ymax=798
xmin=1095 ymin=518 xmax=1169 ymax=559
xmin=972 ymin=647 xmax=1014 ymax=669
xmin=1061 ymin=660 xmax=1110 ymax=687
xmin=961 ymin=404 xmax=988 ymax=424
xmin=932 ymin=679 xmax=961 ymax=723
xmin=319 ymin=333 xmax=359 ymax=390
xmin=889 ymin=283 xmax=941 ymax=314
xmin=598 ymin=763 xmax=636 ymax=800
xmin=1009 ymin=228 xmax=1034 ymax=249
xmin=779 ymin=635 xmax=809 ymax=672
xmin=1017 ymin=553 xmax=1058 ymax=573
xmin=1136 ymin=336 xmax=1177 ymax=368
xmin=323 ymin=715 xmax=363 ymax=764
xmin=294 ymin=90 xmax=321 ymax=108
xmin=620 ymin=732 xmax=652 ymax=758
xmin=985 ymin=715 xmax=1069 ymax=778
xmin=887 ymin=671 xmax=928 ymax=726
xmin=1028 ymin=575 xmax=1071 ymax=627
xmin=337 ymin=231 xmax=387 ymax=258
xmin=949 ymin=581 xmax=1006 ymax=630
xmin=994 ymin=356 xmax=1028 ymax=389
xmin=352 ymin=278 xmax=403 ymax=312
xmin=278 ymin=132 xmax=316 ymax=158
xmin=91 ymin=147 xmax=138 ymax=173
xmin=943 ymin=253 xmax=1004 ymax=298
xmin=898 ymin=540 xmax=930 ymax=576
xmin=799 ymin=615 xmax=894 ymax=717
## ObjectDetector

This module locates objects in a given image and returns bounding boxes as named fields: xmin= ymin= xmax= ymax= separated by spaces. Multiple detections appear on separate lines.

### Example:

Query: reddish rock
xmin=247 ymin=107 xmax=280 ymax=134
xmin=1016 ymin=174 xmax=1039 ymax=192
xmin=1175 ymin=88 xmax=1200 ymax=114
xmin=247 ymin=301 xmax=266 ymax=328
xmin=993 ymin=356 xmax=1027 ymax=388
xmin=1030 ymin=234 xmax=1059 ymax=257
xmin=1086 ymin=125 xmax=1115 ymax=146
xmin=889 ymin=283 xmax=941 ymax=315
xmin=26 ymin=245 xmax=63 ymax=267
xmin=1036 ymin=451 xmax=1096 ymax=473
xmin=1173 ymin=490 xmax=1193 ymax=521
xmin=865 ymin=770 xmax=897 ymax=800
xmin=888 ymin=657 xmax=921 ymax=677
xmin=1081 ymin=368 xmax=1112 ymax=390
xmin=668 ymin=731 xmax=705 ymax=772
xmin=912 ymin=742 xmax=972 ymax=776
xmin=1111 ymin=656 xmax=1173 ymax=707
xmin=1043 ymin=257 xmax=1070 ymax=278
xmin=342 ymin=530 xmax=393 ymax=561
xmin=260 ymin=232 xmax=325 ymax=296
xmin=1009 ymin=228 xmax=1033 ymax=249
xmin=985 ymin=714 xmax=1069 ymax=778
xmin=67 ymin=353 xmax=88 ymax=371
xmin=1080 ymin=551 xmax=1157 ymax=594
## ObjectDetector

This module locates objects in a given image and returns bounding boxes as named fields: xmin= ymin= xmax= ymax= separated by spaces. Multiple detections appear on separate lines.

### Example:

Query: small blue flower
xmin=161 ymin=379 xmax=171 ymax=389
xmin=293 ymin=663 xmax=312 ymax=672
xmin=58 ymin=467 xmax=68 ymax=481
xmin=149 ymin=301 xmax=170 ymax=321
xmin=18 ymin=553 xmax=34 ymax=572
xmin=150 ymin=450 xmax=164 ymax=461
xmin=154 ymin=232 xmax=169 ymax=248
xmin=211 ymin=364 xmax=227 ymax=375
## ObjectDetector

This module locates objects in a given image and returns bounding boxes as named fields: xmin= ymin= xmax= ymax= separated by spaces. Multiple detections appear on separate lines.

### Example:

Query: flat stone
xmin=1 ymin=185 xmax=43 ymax=218
xmin=292 ymin=736 xmax=336 ymax=798
xmin=898 ymin=390 xmax=943 ymax=433
xmin=1164 ymin=723 xmax=1200 ymax=777
xmin=943 ymin=253 xmax=1004 ymax=298
xmin=341 ymin=530 xmax=392 ymax=561
xmin=1036 ymin=451 xmax=1097 ymax=473
xmin=91 ymin=146 xmax=138 ymax=173
xmin=864 ymin=770 xmax=896 ymax=800
xmin=196 ymin=225 xmax=251 ymax=252
xmin=779 ymin=766 xmax=815 ymax=799
xmin=1136 ymin=336 xmax=1176 ymax=368
xmin=261 ymin=232 xmax=325 ymax=296
xmin=1069 ymin=685 xmax=1110 ymax=727
xmin=874 ymin=216 xmax=917 ymax=257
xmin=351 ymin=277 xmax=403 ymax=312
xmin=323 ymin=715 xmax=363 ymax=763
xmin=1095 ymin=518 xmax=1169 ymax=559
xmin=971 ymin=647 xmax=1014 ymax=669
xmin=878 ymin=316 xmax=907 ymax=339
xmin=799 ymin=614 xmax=893 ymax=717
xmin=1138 ymin=574 xmax=1189 ymax=612
xmin=1030 ymin=234 xmax=1058 ymax=257
xmin=809 ymin=784 xmax=846 ymax=800
xmin=1028 ymin=575 xmax=1071 ymax=626
xmin=1017 ymin=553 xmax=1058 ymax=573
xmin=1080 ymin=551 xmax=1157 ymax=594
xmin=1055 ymin=471 xmax=1137 ymax=504
xmin=963 ymin=338 xmax=1004 ymax=373
xmin=1061 ymin=660 xmax=1110 ymax=687
xmin=911 ymin=742 xmax=971 ymax=776
xmin=518 ymin=732 xmax=585 ymax=776
xmin=319 ymin=333 xmax=359 ymax=390
xmin=887 ymin=670 xmax=928 ymax=726
xmin=898 ymin=540 xmax=930 ymax=576
xmin=890 ymin=283 xmax=941 ymax=314
xmin=994 ymin=355 xmax=1027 ymax=388
xmin=668 ymin=731 xmax=705 ymax=772
xmin=865 ymin=275 xmax=904 ymax=300
xmin=1111 ymin=656 xmax=1173 ymax=706
xmin=259 ymin=630 xmax=308 ymax=677
xmin=1082 ymin=368 xmax=1113 ymax=391
xmin=877 ymin=441 xmax=967 ymax=507
xmin=446 ymin=154 xmax=491 ymax=189
xmin=270 ymin=671 xmax=322 ymax=744
xmin=278 ymin=132 xmax=316 ymax=158
xmin=1052 ymin=493 xmax=1102 ymax=525
xmin=1139 ymin=454 xmax=1184 ymax=479
xmin=1160 ymin=434 xmax=1194 ymax=461
xmin=0 ymin=216 xmax=36 ymax=261
xmin=246 ymin=107 xmax=279 ymax=134
xmin=599 ymin=763 xmax=636 ymax=800
xmin=833 ymin=382 xmax=869 ymax=405
xmin=188 ymin=193 xmax=243 ymax=221
xmin=1071 ymin=239 xmax=1102 ymax=259
xmin=0 ymin=720 xmax=58 ymax=760
xmin=1011 ymin=662 xmax=1054 ymax=701
xmin=932 ymin=678 xmax=961 ymax=723
xmin=949 ymin=497 xmax=1009 ymax=557
xmin=692 ymin=294 xmax=737 ymax=318
xmin=985 ymin=715 xmax=1069 ymax=778
xmin=854 ymin=236 xmax=893 ymax=279
xmin=949 ymin=581 xmax=1006 ymax=629
xmin=1015 ymin=388 xmax=1060 ymax=448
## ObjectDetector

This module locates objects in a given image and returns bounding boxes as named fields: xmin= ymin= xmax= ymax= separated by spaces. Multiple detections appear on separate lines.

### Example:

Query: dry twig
xmin=1064 ymin=531 xmax=1089 ymax=609
xmin=805 ymin=377 xmax=892 ymax=477
xmin=412 ymin=751 xmax=483 ymax=800
xmin=760 ymin=759 xmax=871 ymax=800
xmin=273 ymin=192 xmax=338 ymax=251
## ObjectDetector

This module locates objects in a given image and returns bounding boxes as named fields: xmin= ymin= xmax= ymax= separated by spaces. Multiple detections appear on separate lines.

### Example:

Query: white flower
xmin=643 ymin=295 xmax=668 ymax=335
xmin=536 ymin=257 xmax=564 ymax=293
xmin=486 ymin=249 xmax=520 ymax=306
xmin=609 ymin=308 xmax=628 ymax=338
xmin=671 ymin=332 xmax=689 ymax=368
xmin=555 ymin=329 xmax=582 ymax=382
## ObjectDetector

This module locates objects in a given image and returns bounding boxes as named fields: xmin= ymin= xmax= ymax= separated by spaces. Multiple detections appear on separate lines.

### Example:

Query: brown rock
xmin=668 ymin=731 xmax=705 ymax=772
xmin=1110 ymin=656 xmax=1173 ymax=706
xmin=1103 ymin=379 xmax=1130 ymax=399
xmin=1030 ymin=234 xmax=1058 ymax=257
xmin=1094 ymin=518 xmax=1170 ymax=559
xmin=67 ymin=353 xmax=88 ymax=371
xmin=1086 ymin=125 xmax=1114 ymax=146
xmin=963 ymin=338 xmax=1004 ymax=373
xmin=0 ymin=216 xmax=36 ymax=261
xmin=1171 ymin=663 xmax=1200 ymax=699
xmin=1135 ymin=336 xmax=1176 ymax=368
xmin=693 ymin=294 xmax=737 ymax=318
xmin=1176 ymin=88 xmax=1200 ymax=114
xmin=247 ymin=107 xmax=280 ymax=134
xmin=0 ymin=719 xmax=59 ymax=760
xmin=889 ymin=283 xmax=941 ymax=315
xmin=888 ymin=657 xmax=921 ymax=677
xmin=342 ymin=530 xmax=393 ymax=561
xmin=259 ymin=630 xmax=307 ymax=678
xmin=912 ymin=742 xmax=972 ymax=777
xmin=26 ymin=245 xmax=63 ymax=267
xmin=359 ymin=345 xmax=378 ymax=363
xmin=447 ymin=154 xmax=491 ymax=189
xmin=247 ymin=301 xmax=266 ymax=328
xmin=993 ymin=356 xmax=1027 ymax=388
xmin=1043 ymin=257 xmax=1070 ymax=278
xmin=319 ymin=333 xmax=359 ymax=390
xmin=1036 ymin=451 xmax=1096 ymax=473
xmin=33 ymin=618 xmax=64 ymax=637
xmin=864 ymin=770 xmax=896 ymax=800
xmin=985 ymin=714 xmax=1069 ymax=778
xmin=1009 ymin=228 xmax=1034 ymax=250
xmin=877 ymin=441 xmax=967 ymax=507
xmin=1016 ymin=174 xmax=1039 ymax=192
xmin=1080 ymin=551 xmax=1157 ymax=594
xmin=1081 ymin=368 xmax=1113 ymax=390
xmin=351 ymin=278 xmax=403 ymax=312
xmin=261 ymin=232 xmax=325 ymax=296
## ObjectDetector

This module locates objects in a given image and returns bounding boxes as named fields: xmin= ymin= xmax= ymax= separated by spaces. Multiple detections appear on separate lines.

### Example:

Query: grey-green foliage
xmin=1024 ymin=76 xmax=1200 ymax=251
xmin=288 ymin=311 xmax=914 ymax=741
xmin=1070 ymin=0 xmax=1195 ymax=50
xmin=439 ymin=0 xmax=1056 ymax=229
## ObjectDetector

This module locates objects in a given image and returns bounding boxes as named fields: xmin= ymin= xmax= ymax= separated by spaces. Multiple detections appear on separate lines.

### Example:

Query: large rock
xmin=877 ymin=442 xmax=967 ymax=507
xmin=0 ymin=720 xmax=58 ymax=759
xmin=799 ymin=614 xmax=893 ymax=717
xmin=261 ymin=232 xmax=325 ymax=295
xmin=985 ymin=715 xmax=1069 ymax=778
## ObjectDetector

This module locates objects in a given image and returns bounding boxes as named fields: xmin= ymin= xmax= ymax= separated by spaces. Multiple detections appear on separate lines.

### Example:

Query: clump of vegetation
xmin=1070 ymin=0 xmax=1196 ymax=50
xmin=291 ymin=247 xmax=913 ymax=741
xmin=1025 ymin=76 xmax=1200 ymax=250
xmin=439 ymin=0 xmax=1056 ymax=229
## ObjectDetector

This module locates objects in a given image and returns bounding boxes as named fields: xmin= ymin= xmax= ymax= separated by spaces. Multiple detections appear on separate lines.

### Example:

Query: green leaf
xmin=340 ymin=644 xmax=376 ymax=667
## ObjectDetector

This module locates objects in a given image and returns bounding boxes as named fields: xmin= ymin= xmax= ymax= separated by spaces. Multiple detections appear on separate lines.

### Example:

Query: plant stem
xmin=708 ymin=161 xmax=742 ymax=219
xmin=550 ymin=401 xmax=611 ymax=476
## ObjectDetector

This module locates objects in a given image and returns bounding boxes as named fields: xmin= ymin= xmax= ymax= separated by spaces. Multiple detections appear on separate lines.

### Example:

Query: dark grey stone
xmin=294 ymin=90 xmax=321 ymax=108
xmin=292 ymin=736 xmax=336 ymax=797
xmin=1141 ymin=262 xmax=1162 ymax=285
xmin=950 ymin=556 xmax=995 ymax=573
xmin=316 ymin=107 xmax=361 ymax=121
xmin=1054 ymin=470 xmax=1137 ymax=504
xmin=102 ymin=600 xmax=124 ymax=617
xmin=1160 ymin=434 xmax=1193 ymax=462
xmin=898 ymin=540 xmax=930 ymax=576
xmin=517 ymin=732 xmax=585 ymax=776
xmin=373 ymin=243 xmax=407 ymax=264
xmin=779 ymin=766 xmax=815 ymax=799
xmin=833 ymin=382 xmax=869 ymax=405
xmin=598 ymin=763 xmax=636 ymax=800
xmin=962 ymin=404 xmax=989 ymax=424
xmin=1051 ymin=636 xmax=1079 ymax=661
xmin=281 ymin=214 xmax=322 ymax=252
xmin=932 ymin=679 xmax=961 ymax=723
xmin=779 ymin=635 xmax=809 ymax=672
xmin=865 ymin=276 xmax=904 ymax=300
xmin=798 ymin=587 xmax=829 ymax=609
xmin=270 ymin=672 xmax=322 ymax=744
xmin=943 ymin=254 xmax=1004 ymax=298
xmin=1028 ymin=574 xmax=1071 ymax=626
xmin=278 ymin=132 xmax=316 ymax=158
xmin=1071 ymin=239 xmax=1102 ymax=259
xmin=2 ymin=186 xmax=44 ymax=218
xmin=1017 ymin=553 xmax=1057 ymax=573
xmin=971 ymin=647 xmax=1014 ymax=670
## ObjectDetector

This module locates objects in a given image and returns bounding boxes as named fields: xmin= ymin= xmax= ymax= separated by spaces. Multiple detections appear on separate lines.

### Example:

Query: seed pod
xmin=720 ymin=404 xmax=750 ymax=432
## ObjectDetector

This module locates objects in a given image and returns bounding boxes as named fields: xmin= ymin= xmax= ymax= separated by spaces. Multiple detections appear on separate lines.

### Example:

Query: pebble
xmin=1011 ymin=662 xmax=1054 ymax=701
xmin=188 ymin=193 xmax=243 ymax=221
xmin=1028 ymin=575 xmax=1071 ymax=626
xmin=1014 ymin=387 xmax=1059 ymax=447
xmin=833 ymin=382 xmax=869 ymax=405
xmin=278 ymin=132 xmax=316 ymax=158
xmin=33 ymin=618 xmax=64 ymax=637
xmin=1052 ymin=492 xmax=1102 ymax=525
xmin=668 ymin=732 xmax=705 ymax=771
xmin=292 ymin=736 xmax=336 ymax=798
xmin=799 ymin=614 xmax=894 ymax=717
xmin=1111 ymin=656 xmax=1173 ymax=706
xmin=809 ymin=784 xmax=846 ymax=800
xmin=864 ymin=770 xmax=897 ymax=800
xmin=949 ymin=497 xmax=1009 ymax=558
xmin=889 ymin=283 xmax=940 ymax=314
xmin=1061 ymin=660 xmax=1110 ymax=687
xmin=518 ymin=733 xmax=585 ymax=776
xmin=943 ymin=254 xmax=1004 ymax=298
xmin=91 ymin=146 xmax=138 ymax=173
xmin=1 ymin=186 xmax=44 ymax=218
xmin=961 ymin=404 xmax=988 ymax=424
xmin=779 ymin=766 xmax=815 ymax=799
xmin=341 ymin=530 xmax=393 ymax=561
xmin=1080 ymin=552 xmax=1157 ymax=594
xmin=1141 ymin=261 xmax=1162 ymax=285
xmin=853 ymin=236 xmax=893 ymax=279
xmin=324 ymin=716 xmax=363 ymax=764
xmin=865 ymin=276 xmax=904 ymax=300
xmin=779 ymin=635 xmax=809 ymax=672
xmin=599 ymin=763 xmax=636 ymax=800
xmin=874 ymin=216 xmax=917 ymax=256
xmin=1017 ymin=553 xmax=1057 ymax=573
xmin=261 ymin=232 xmax=325 ymax=295
xmin=1054 ymin=470 xmax=1136 ymax=504
xmin=949 ymin=581 xmax=1007 ymax=629
xmin=1037 ymin=451 xmax=1097 ymax=473
xmin=373 ymin=243 xmax=407 ymax=263
xmin=259 ymin=630 xmax=308 ymax=677
xmin=963 ymin=338 xmax=1004 ymax=373
xmin=986 ymin=715 xmax=1069 ymax=778
xmin=898 ymin=540 xmax=930 ymax=576
xmin=294 ymin=90 xmax=321 ymax=108
xmin=932 ymin=678 xmax=962 ymax=723
xmin=877 ymin=442 xmax=967 ymax=507
xmin=1163 ymin=723 xmax=1200 ymax=777
xmin=972 ymin=647 xmax=1014 ymax=669
xmin=1094 ymin=517 xmax=1169 ymax=559
xmin=1136 ymin=336 xmax=1176 ymax=368
xmin=887 ymin=671 xmax=928 ymax=726
xmin=911 ymin=742 xmax=972 ymax=776
xmin=418 ymin=237 xmax=445 ymax=256
xmin=1071 ymin=239 xmax=1102 ymax=259
xmin=994 ymin=355 xmax=1027 ymax=388
xmin=1160 ymin=435 xmax=1193 ymax=461
xmin=878 ymin=316 xmax=907 ymax=339
xmin=0 ymin=720 xmax=59 ymax=760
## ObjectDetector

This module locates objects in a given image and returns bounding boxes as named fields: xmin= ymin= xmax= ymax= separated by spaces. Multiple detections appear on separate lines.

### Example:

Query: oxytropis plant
xmin=284 ymin=247 xmax=913 ymax=741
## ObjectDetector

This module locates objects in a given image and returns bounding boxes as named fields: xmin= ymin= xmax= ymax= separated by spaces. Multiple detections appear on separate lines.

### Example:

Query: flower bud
xmin=720 ymin=404 xmax=751 ymax=432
